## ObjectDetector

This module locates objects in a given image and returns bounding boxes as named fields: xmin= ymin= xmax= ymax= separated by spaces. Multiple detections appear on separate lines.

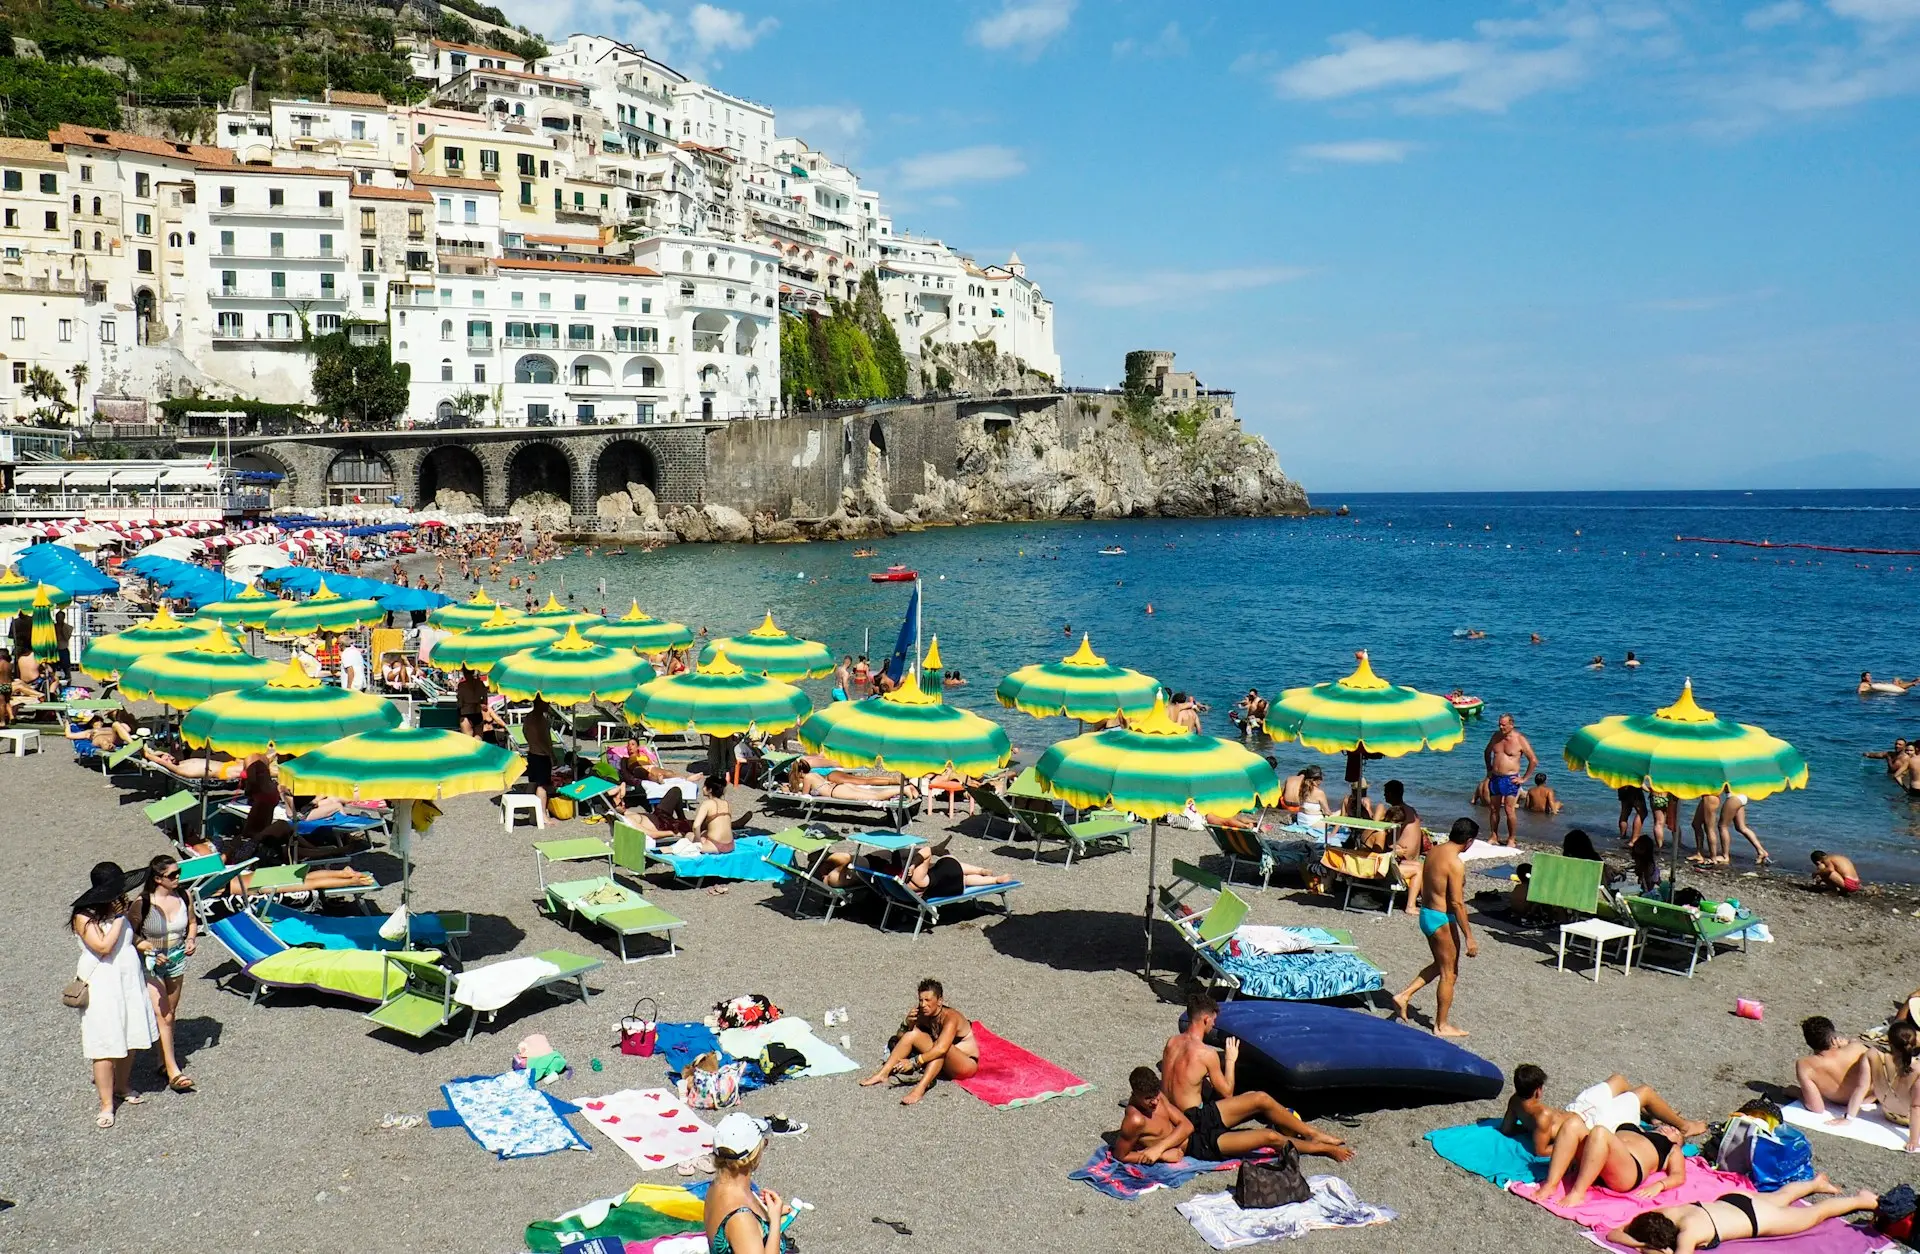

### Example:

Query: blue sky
xmin=500 ymin=1 xmax=1920 ymax=493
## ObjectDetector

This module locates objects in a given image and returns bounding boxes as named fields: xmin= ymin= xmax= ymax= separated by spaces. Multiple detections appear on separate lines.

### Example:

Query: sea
xmin=536 ymin=489 xmax=1920 ymax=882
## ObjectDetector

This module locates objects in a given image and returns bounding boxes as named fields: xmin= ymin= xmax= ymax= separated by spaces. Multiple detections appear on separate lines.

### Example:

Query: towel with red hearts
xmin=576 ymin=1087 xmax=714 ymax=1170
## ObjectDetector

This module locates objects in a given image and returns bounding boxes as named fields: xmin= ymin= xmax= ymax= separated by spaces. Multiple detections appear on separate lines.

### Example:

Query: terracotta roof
xmin=325 ymin=90 xmax=387 ymax=108
xmin=410 ymin=173 xmax=500 ymax=191
xmin=0 ymin=137 xmax=61 ymax=165
xmin=51 ymin=125 xmax=232 ymax=165
xmin=498 ymin=257 xmax=659 ymax=277
xmin=432 ymin=39 xmax=526 ymax=60
xmin=197 ymin=164 xmax=352 ymax=179
xmin=350 ymin=183 xmax=432 ymax=202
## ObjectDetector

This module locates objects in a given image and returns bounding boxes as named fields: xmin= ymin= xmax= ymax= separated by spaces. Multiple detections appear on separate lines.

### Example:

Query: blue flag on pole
xmin=882 ymin=584 xmax=919 ymax=684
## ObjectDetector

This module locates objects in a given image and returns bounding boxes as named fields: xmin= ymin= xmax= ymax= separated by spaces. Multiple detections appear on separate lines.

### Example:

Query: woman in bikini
xmin=1559 ymin=1117 xmax=1689 ymax=1207
xmin=787 ymin=760 xmax=919 ymax=802
xmin=859 ymin=977 xmax=981 ymax=1105
xmin=902 ymin=843 xmax=1014 ymax=898
xmin=1608 ymin=1174 xmax=1877 ymax=1251
xmin=704 ymin=1112 xmax=788 ymax=1253
xmin=131 ymin=856 xmax=196 ymax=1093
xmin=691 ymin=778 xmax=736 ymax=854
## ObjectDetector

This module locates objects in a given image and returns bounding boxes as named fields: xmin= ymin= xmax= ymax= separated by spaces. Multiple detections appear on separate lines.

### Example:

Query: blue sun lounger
xmin=854 ymin=866 xmax=1021 ymax=937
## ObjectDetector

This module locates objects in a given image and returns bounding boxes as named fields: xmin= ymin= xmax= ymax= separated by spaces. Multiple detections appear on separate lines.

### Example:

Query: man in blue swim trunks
xmin=1483 ymin=713 xmax=1538 ymax=847
xmin=1392 ymin=817 xmax=1478 ymax=1038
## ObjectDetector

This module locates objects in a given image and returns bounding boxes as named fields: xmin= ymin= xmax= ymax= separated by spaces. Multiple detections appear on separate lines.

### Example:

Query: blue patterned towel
xmin=1217 ymin=950 xmax=1384 ymax=1001
xmin=434 ymin=1072 xmax=590 ymax=1159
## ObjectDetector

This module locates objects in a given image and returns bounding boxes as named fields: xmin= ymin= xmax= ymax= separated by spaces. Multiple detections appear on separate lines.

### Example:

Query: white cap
xmin=712 ymin=1112 xmax=766 ymax=1158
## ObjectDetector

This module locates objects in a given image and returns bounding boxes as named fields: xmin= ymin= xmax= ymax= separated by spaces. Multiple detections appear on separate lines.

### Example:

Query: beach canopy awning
xmin=625 ymin=649 xmax=810 ymax=737
xmin=585 ymin=600 xmax=694 ymax=656
xmin=428 ymin=608 xmax=562 ymax=674
xmin=1563 ymin=680 xmax=1808 ymax=802
xmin=79 ymin=605 xmax=219 ymax=679
xmin=489 ymin=626 xmax=650 ymax=707
xmin=263 ymin=581 xmax=385 ymax=638
xmin=117 ymin=627 xmax=284 ymax=710
xmin=797 ymin=650 xmax=1011 ymax=777
xmin=429 ymin=588 xmax=521 ymax=631
xmin=699 ymin=612 xmax=834 ymax=682
xmin=1264 ymin=652 xmax=1464 ymax=757
xmin=995 ymin=634 xmax=1160 ymax=723
xmin=182 ymin=658 xmax=403 ymax=756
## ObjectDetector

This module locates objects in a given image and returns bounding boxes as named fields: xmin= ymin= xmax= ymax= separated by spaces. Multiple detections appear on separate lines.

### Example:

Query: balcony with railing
xmin=601 ymin=336 xmax=659 ymax=353
xmin=502 ymin=333 xmax=561 ymax=349
xmin=691 ymin=331 xmax=726 ymax=353
xmin=467 ymin=334 xmax=493 ymax=351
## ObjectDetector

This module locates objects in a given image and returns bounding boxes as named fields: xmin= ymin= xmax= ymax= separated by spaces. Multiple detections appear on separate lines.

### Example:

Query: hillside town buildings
xmin=0 ymin=32 xmax=1057 ymax=425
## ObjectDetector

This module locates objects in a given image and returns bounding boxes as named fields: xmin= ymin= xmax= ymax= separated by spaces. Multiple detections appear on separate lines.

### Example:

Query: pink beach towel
xmin=1515 ymin=1167 xmax=1894 ymax=1254
xmin=1577 ymin=1219 xmax=1892 ymax=1254
xmin=576 ymin=1087 xmax=713 ymax=1171
xmin=955 ymin=1022 xmax=1093 ymax=1110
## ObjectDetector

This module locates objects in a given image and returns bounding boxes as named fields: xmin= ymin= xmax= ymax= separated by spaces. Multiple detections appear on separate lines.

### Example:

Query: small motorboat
xmin=1098 ymin=545 xmax=1127 ymax=556
xmin=869 ymin=565 xmax=917 ymax=583
xmin=1446 ymin=690 xmax=1484 ymax=719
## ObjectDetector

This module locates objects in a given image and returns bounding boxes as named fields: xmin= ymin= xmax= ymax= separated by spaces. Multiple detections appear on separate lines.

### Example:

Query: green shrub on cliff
xmin=0 ymin=56 xmax=121 ymax=135
xmin=781 ymin=304 xmax=888 ymax=406
xmin=853 ymin=270 xmax=909 ymax=396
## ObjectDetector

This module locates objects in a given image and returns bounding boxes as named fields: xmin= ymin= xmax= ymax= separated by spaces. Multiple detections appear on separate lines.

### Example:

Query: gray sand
xmin=5 ymin=739 xmax=1919 ymax=1253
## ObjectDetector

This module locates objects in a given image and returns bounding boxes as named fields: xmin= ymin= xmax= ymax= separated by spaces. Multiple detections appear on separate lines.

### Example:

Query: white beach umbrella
xmin=224 ymin=543 xmax=292 ymax=582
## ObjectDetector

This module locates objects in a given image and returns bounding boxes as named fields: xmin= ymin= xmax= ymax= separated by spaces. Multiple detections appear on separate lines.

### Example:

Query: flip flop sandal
xmin=116 ymin=1093 xmax=145 ymax=1106
xmin=167 ymin=1073 xmax=195 ymax=1093
xmin=95 ymin=1111 xmax=114 ymax=1129
xmin=872 ymin=1217 xmax=913 ymax=1236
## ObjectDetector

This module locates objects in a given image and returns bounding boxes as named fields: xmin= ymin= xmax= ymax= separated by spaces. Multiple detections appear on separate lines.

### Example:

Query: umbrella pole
xmin=398 ymin=799 xmax=415 ymax=948
xmin=1141 ymin=819 xmax=1159 ymax=980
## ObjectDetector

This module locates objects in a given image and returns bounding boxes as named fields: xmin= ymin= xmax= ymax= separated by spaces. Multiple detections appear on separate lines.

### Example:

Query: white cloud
xmin=1277 ymin=35 xmax=1489 ymax=100
xmin=1293 ymin=139 xmax=1418 ymax=164
xmin=780 ymin=105 xmax=865 ymax=155
xmin=1114 ymin=21 xmax=1188 ymax=59
xmin=972 ymin=0 xmax=1075 ymax=57
xmin=687 ymin=3 xmax=776 ymax=53
xmin=893 ymin=145 xmax=1027 ymax=190
xmin=1076 ymin=265 xmax=1310 ymax=309
xmin=1829 ymin=0 xmax=1920 ymax=23
xmin=1744 ymin=1 xmax=1808 ymax=30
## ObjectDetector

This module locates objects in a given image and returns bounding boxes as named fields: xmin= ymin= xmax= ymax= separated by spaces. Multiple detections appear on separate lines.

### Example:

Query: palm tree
xmin=22 ymin=365 xmax=69 ymax=423
xmin=67 ymin=363 xmax=89 ymax=422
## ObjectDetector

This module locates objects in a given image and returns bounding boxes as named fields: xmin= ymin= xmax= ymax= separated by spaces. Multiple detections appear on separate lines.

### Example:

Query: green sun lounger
xmin=1021 ymin=808 xmax=1136 ymax=868
xmin=761 ymin=826 xmax=856 ymax=922
xmin=542 ymin=875 xmax=685 ymax=963
xmin=534 ymin=835 xmax=613 ymax=890
xmin=366 ymin=948 xmax=603 ymax=1043
xmin=145 ymin=789 xmax=199 ymax=847
xmin=1623 ymin=894 xmax=1756 ymax=977
xmin=558 ymin=774 xmax=619 ymax=820
xmin=1524 ymin=853 xmax=1607 ymax=915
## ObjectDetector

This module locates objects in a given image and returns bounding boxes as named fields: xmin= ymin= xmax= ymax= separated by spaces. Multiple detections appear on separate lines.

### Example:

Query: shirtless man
xmin=1795 ymin=1016 xmax=1869 ymax=1118
xmin=1864 ymin=738 xmax=1910 ymax=775
xmin=1161 ymin=992 xmax=1352 ymax=1162
xmin=1383 ymin=781 xmax=1425 ymax=914
xmin=1483 ymin=714 xmax=1537 ymax=845
xmin=1169 ymin=692 xmax=1202 ymax=734
xmin=455 ymin=667 xmax=488 ymax=737
xmin=1521 ymin=772 xmax=1563 ymax=815
xmin=1392 ymin=817 xmax=1477 ymax=1037
xmin=1112 ymin=1066 xmax=1195 ymax=1164
xmin=1810 ymin=850 xmax=1863 ymax=895
xmin=1505 ymin=1066 xmax=1704 ymax=1196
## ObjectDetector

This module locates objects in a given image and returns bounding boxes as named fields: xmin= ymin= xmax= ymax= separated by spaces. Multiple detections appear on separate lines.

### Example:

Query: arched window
xmin=92 ymin=232 xmax=102 ymax=251
xmin=681 ymin=250 xmax=694 ymax=271
xmin=514 ymin=354 xmax=556 ymax=384
xmin=71 ymin=195 xmax=80 ymax=213
xmin=91 ymin=197 xmax=101 ymax=215
xmin=440 ymin=359 xmax=453 ymax=381
xmin=167 ymin=232 xmax=181 ymax=248
xmin=72 ymin=230 xmax=82 ymax=249
xmin=706 ymin=253 xmax=717 ymax=272
xmin=440 ymin=319 xmax=453 ymax=340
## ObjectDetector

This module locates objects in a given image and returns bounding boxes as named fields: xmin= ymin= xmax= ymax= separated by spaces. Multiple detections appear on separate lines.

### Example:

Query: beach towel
xmin=577 ymin=1087 xmax=714 ymax=1170
xmin=1177 ymin=1176 xmax=1397 ymax=1248
xmin=718 ymin=1015 xmax=859 ymax=1077
xmin=452 ymin=955 xmax=561 ymax=1013
xmin=653 ymin=834 xmax=793 ymax=882
xmin=1513 ymin=1162 xmax=1756 ymax=1231
xmin=1425 ymin=1120 xmax=1548 ymax=1187
xmin=1233 ymin=925 xmax=1343 ymax=956
xmin=1216 ymin=950 xmax=1385 ymax=1002
xmin=434 ymin=1071 xmax=590 ymax=1160
xmin=655 ymin=1020 xmax=768 ymax=1093
xmin=1783 ymin=1101 xmax=1914 ymax=1154
xmin=263 ymin=907 xmax=451 ymax=951
xmin=1579 ymin=1219 xmax=1893 ymax=1254
xmin=1069 ymin=1146 xmax=1250 ymax=1200
xmin=955 ymin=1022 xmax=1093 ymax=1109
xmin=524 ymin=1197 xmax=700 ymax=1253
xmin=1456 ymin=839 xmax=1520 ymax=864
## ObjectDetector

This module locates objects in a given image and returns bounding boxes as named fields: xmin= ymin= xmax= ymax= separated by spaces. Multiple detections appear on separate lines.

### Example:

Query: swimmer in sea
xmin=1145 ymin=603 xmax=1154 ymax=616
xmin=1465 ymin=629 xmax=1486 ymax=640
xmin=1530 ymin=633 xmax=1543 ymax=645
xmin=1624 ymin=651 xmax=1642 ymax=669
xmin=1063 ymin=623 xmax=1072 ymax=636
xmin=1588 ymin=655 xmax=1605 ymax=670
xmin=1859 ymin=671 xmax=1916 ymax=696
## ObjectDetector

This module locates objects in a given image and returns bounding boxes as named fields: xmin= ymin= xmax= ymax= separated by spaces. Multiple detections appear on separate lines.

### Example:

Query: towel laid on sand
xmin=718 ymin=1016 xmax=859 ymax=1077
xmin=652 ymin=834 xmax=793 ymax=882
xmin=1069 ymin=1146 xmax=1250 ymax=1199
xmin=1233 ymin=925 xmax=1343 ymax=956
xmin=1425 ymin=1121 xmax=1549 ymax=1187
xmin=1456 ymin=839 xmax=1521 ymax=864
xmin=654 ymin=1020 xmax=767 ymax=1093
xmin=452 ymin=956 xmax=561 ymax=1013
xmin=1783 ymin=1101 xmax=1914 ymax=1153
xmin=433 ymin=1071 xmax=589 ymax=1159
xmin=1177 ymin=1176 xmax=1396 ymax=1248
xmin=956 ymin=1022 xmax=1092 ymax=1109
xmin=1216 ymin=950 xmax=1385 ymax=1002
xmin=1514 ymin=1162 xmax=1756 ymax=1231
xmin=577 ymin=1087 xmax=714 ymax=1170
xmin=1578 ymin=1218 xmax=1892 ymax=1254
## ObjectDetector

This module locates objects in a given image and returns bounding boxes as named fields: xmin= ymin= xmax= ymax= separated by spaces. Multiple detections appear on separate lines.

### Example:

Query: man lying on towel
xmin=1501 ymin=1064 xmax=1705 ymax=1204
xmin=1159 ymin=992 xmax=1353 ymax=1163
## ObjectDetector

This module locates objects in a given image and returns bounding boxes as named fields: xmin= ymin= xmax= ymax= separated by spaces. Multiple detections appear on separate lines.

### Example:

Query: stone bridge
xmin=178 ymin=392 xmax=1073 ymax=521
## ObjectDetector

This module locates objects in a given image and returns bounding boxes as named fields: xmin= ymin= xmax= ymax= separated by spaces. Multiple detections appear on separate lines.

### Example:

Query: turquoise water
xmin=539 ymin=490 xmax=1920 ymax=880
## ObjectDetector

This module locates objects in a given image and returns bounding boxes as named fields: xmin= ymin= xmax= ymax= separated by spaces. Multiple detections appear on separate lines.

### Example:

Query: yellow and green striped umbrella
xmin=1035 ymin=696 xmax=1281 ymax=821
xmin=625 ymin=648 xmax=811 ymax=737
xmin=263 ymin=581 xmax=386 ymax=639
xmin=1264 ymin=652 xmax=1465 ymax=757
xmin=429 ymin=588 xmax=520 ymax=631
xmin=699 ymin=612 xmax=834 ymax=682
xmin=29 ymin=585 xmax=61 ymax=664
xmin=525 ymin=592 xmax=603 ymax=634
xmin=584 ymin=600 xmax=695 ymax=656
xmin=181 ymin=657 xmax=403 ymax=756
xmin=117 ymin=627 xmax=284 ymax=710
xmin=996 ymin=634 xmax=1161 ymax=723
xmin=797 ymin=665 xmax=1012 ymax=777
xmin=0 ymin=567 xmax=71 ymax=615
xmin=427 ymin=607 xmax=561 ymax=674
xmin=79 ymin=604 xmax=218 ymax=680
xmin=489 ymin=625 xmax=650 ymax=707
xmin=194 ymin=582 xmax=285 ymax=629
xmin=1564 ymin=680 xmax=1808 ymax=802
xmin=280 ymin=726 xmax=525 ymax=802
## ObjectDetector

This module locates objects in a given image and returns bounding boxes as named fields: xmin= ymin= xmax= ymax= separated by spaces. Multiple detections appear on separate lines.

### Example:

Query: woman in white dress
xmin=72 ymin=862 xmax=158 ymax=1128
